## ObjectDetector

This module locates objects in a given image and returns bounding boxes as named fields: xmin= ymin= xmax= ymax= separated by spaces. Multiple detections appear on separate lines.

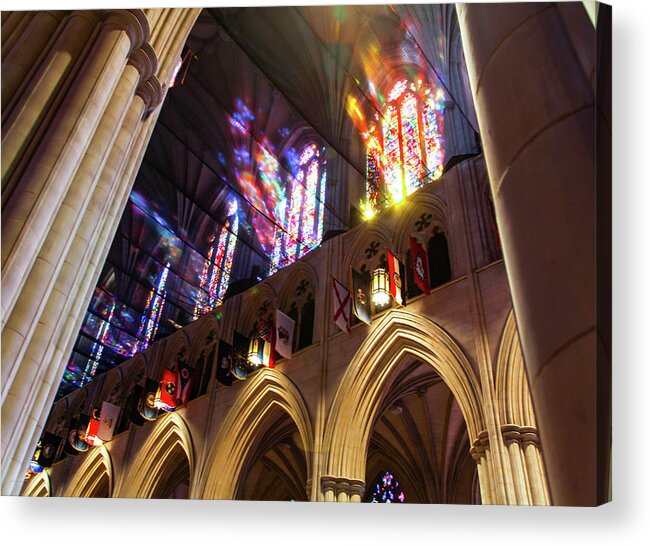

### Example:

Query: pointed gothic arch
xmin=116 ymin=412 xmax=194 ymax=498
xmin=64 ymin=444 xmax=113 ymax=498
xmin=236 ymin=282 xmax=277 ymax=336
xmin=496 ymin=311 xmax=537 ymax=427
xmin=200 ymin=368 xmax=314 ymax=500
xmin=321 ymin=309 xmax=483 ymax=496
xmin=21 ymin=471 xmax=50 ymax=497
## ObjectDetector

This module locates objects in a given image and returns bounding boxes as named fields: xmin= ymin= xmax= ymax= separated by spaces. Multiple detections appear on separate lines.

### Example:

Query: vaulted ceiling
xmin=58 ymin=4 xmax=478 ymax=397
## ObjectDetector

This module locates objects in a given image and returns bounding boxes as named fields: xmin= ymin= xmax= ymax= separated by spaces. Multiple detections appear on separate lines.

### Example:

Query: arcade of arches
xmin=2 ymin=4 xmax=608 ymax=506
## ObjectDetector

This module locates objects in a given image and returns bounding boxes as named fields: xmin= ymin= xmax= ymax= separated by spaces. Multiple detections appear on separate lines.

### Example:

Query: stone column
xmin=501 ymin=424 xmax=533 ymax=505
xmin=0 ymin=59 xmax=158 ymax=497
xmin=320 ymin=476 xmax=365 ymax=502
xmin=1 ymin=10 xmax=149 ymax=327
xmin=470 ymin=431 xmax=495 ymax=504
xmin=1 ymin=11 xmax=99 ymax=197
xmin=1 ymin=11 xmax=67 ymax=113
xmin=456 ymin=3 xmax=603 ymax=505
xmin=520 ymin=427 xmax=550 ymax=506
xmin=1 ymin=7 xmax=200 ymax=496
xmin=1 ymin=52 xmax=149 ymax=403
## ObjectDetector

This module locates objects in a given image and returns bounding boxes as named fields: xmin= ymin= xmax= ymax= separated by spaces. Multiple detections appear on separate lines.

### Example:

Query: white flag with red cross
xmin=332 ymin=276 xmax=351 ymax=334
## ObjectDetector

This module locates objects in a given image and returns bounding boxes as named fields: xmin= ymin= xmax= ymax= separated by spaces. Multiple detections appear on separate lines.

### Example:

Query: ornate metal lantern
xmin=371 ymin=268 xmax=390 ymax=307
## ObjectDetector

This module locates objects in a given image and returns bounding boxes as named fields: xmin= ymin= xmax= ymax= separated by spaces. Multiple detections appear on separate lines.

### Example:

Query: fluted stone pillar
xmin=456 ymin=3 xmax=604 ymax=505
xmin=1 ymin=7 xmax=200 ymax=496
xmin=520 ymin=427 xmax=550 ymax=505
xmin=501 ymin=424 xmax=533 ymax=505
xmin=1 ymin=11 xmax=99 ymax=197
xmin=0 ymin=56 xmax=157 ymax=495
xmin=1 ymin=10 xmax=148 ymax=326
xmin=1 ymin=10 xmax=66 ymax=112
xmin=470 ymin=431 xmax=496 ymax=504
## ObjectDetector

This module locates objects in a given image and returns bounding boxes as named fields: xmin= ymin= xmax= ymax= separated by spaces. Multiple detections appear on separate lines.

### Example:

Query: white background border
xmin=2 ymin=0 xmax=649 ymax=543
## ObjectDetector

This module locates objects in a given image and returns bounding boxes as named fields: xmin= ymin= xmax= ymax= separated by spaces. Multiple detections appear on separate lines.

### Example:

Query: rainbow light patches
xmin=400 ymin=92 xmax=422 ymax=194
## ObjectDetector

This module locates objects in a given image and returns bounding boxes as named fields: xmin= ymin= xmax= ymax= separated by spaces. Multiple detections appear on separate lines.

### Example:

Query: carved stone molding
xmin=67 ymin=10 xmax=102 ymax=27
xmin=128 ymin=42 xmax=158 ymax=86
xmin=500 ymin=424 xmax=540 ymax=447
xmin=519 ymin=426 xmax=541 ymax=448
xmin=103 ymin=9 xmax=150 ymax=54
xmin=470 ymin=429 xmax=490 ymax=462
xmin=321 ymin=475 xmax=366 ymax=499
xmin=135 ymin=75 xmax=163 ymax=119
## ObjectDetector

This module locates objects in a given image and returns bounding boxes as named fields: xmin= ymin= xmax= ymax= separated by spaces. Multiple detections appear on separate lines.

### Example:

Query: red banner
xmin=409 ymin=237 xmax=430 ymax=295
xmin=157 ymin=368 xmax=177 ymax=412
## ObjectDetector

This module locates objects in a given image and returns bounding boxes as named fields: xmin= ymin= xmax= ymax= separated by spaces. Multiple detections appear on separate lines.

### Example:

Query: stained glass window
xmin=370 ymin=471 xmax=406 ymax=503
xmin=194 ymin=199 xmax=239 ymax=319
xmin=365 ymin=137 xmax=383 ymax=218
xmin=364 ymin=80 xmax=445 ymax=217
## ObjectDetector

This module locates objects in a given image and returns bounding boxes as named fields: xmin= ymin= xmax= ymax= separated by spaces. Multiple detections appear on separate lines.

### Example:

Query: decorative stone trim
xmin=68 ymin=10 xmax=102 ymax=26
xmin=128 ymin=42 xmax=158 ymax=86
xmin=320 ymin=476 xmax=366 ymax=498
xmin=500 ymin=424 xmax=540 ymax=447
xmin=103 ymin=9 xmax=150 ymax=54
xmin=519 ymin=426 xmax=541 ymax=448
xmin=469 ymin=429 xmax=490 ymax=462
xmin=135 ymin=75 xmax=163 ymax=119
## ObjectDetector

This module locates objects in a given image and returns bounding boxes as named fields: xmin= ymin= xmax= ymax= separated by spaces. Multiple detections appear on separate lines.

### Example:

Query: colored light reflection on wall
xmin=269 ymin=144 xmax=327 ymax=275
xmin=81 ymin=302 xmax=116 ymax=386
xmin=134 ymin=262 xmax=170 ymax=354
xmin=194 ymin=199 xmax=239 ymax=319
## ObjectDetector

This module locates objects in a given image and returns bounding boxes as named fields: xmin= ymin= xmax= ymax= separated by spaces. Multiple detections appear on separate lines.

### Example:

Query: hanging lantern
xmin=371 ymin=268 xmax=390 ymax=307
xmin=248 ymin=336 xmax=263 ymax=367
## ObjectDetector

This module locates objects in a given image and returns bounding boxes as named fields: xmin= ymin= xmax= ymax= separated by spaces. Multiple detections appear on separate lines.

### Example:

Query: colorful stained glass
xmin=134 ymin=263 xmax=170 ymax=354
xmin=370 ymin=471 xmax=406 ymax=503
xmin=422 ymin=94 xmax=445 ymax=180
xmin=285 ymin=170 xmax=304 ymax=264
xmin=386 ymin=79 xmax=408 ymax=102
xmin=383 ymin=104 xmax=403 ymax=204
xmin=298 ymin=143 xmax=317 ymax=166
xmin=400 ymin=92 xmax=423 ymax=195
xmin=363 ymin=81 xmax=445 ymax=216
xmin=268 ymin=144 xmax=327 ymax=274
xmin=299 ymin=160 xmax=319 ymax=254
xmin=194 ymin=200 xmax=239 ymax=319
xmin=316 ymin=170 xmax=327 ymax=244
xmin=81 ymin=302 xmax=116 ymax=385
xmin=365 ymin=137 xmax=383 ymax=216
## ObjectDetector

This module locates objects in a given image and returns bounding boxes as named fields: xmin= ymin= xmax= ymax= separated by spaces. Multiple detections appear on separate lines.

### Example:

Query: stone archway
xmin=64 ymin=444 xmax=113 ymax=498
xmin=116 ymin=412 xmax=194 ymax=498
xmin=320 ymin=309 xmax=484 ymax=502
xmin=200 ymin=368 xmax=314 ymax=500
xmin=21 ymin=471 xmax=50 ymax=497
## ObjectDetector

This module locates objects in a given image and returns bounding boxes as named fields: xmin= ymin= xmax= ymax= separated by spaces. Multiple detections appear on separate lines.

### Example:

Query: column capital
xmin=67 ymin=10 xmax=103 ymax=27
xmin=320 ymin=475 xmax=366 ymax=499
xmin=519 ymin=426 xmax=541 ymax=448
xmin=470 ymin=429 xmax=490 ymax=461
xmin=103 ymin=9 xmax=150 ymax=54
xmin=135 ymin=76 xmax=163 ymax=119
xmin=501 ymin=424 xmax=541 ymax=446
xmin=501 ymin=423 xmax=522 ymax=445
xmin=128 ymin=43 xmax=158 ymax=85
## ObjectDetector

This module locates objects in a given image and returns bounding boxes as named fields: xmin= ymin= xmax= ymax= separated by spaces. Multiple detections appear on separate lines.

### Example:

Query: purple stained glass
xmin=370 ymin=471 xmax=406 ymax=503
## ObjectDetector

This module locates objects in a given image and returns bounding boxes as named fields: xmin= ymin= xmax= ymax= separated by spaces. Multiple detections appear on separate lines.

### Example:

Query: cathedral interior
xmin=1 ymin=2 xmax=610 ymax=510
